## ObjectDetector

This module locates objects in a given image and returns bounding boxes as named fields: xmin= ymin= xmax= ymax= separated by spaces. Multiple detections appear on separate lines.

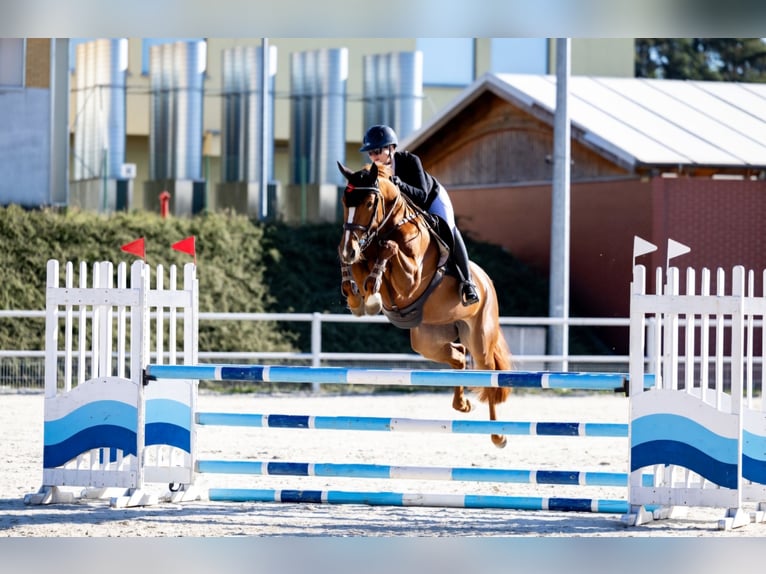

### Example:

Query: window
xmin=0 ymin=38 xmax=25 ymax=87
xmin=416 ymin=38 xmax=474 ymax=86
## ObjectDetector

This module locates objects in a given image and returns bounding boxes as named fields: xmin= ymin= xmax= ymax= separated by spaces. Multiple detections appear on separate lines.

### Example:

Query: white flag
xmin=633 ymin=236 xmax=657 ymax=259
xmin=667 ymin=239 xmax=691 ymax=261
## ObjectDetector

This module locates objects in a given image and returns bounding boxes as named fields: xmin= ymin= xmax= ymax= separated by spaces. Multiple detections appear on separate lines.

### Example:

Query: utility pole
xmin=548 ymin=38 xmax=571 ymax=371
xmin=259 ymin=37 xmax=270 ymax=220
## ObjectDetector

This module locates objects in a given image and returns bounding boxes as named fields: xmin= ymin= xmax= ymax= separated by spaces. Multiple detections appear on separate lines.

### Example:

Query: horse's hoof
xmin=365 ymin=293 xmax=382 ymax=315
xmin=453 ymin=400 xmax=472 ymax=413
xmin=492 ymin=435 xmax=507 ymax=449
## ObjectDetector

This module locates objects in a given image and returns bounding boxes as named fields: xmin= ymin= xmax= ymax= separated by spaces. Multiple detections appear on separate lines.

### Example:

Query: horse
xmin=336 ymin=160 xmax=513 ymax=448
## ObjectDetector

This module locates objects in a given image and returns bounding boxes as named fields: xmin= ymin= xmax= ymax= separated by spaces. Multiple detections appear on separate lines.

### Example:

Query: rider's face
xmin=368 ymin=146 xmax=392 ymax=164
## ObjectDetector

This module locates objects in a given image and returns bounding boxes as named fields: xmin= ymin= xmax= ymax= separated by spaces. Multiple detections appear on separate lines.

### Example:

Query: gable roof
xmin=402 ymin=73 xmax=766 ymax=173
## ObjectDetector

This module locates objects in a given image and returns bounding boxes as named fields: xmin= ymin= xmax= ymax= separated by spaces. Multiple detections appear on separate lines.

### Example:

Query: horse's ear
xmin=369 ymin=162 xmax=378 ymax=179
xmin=337 ymin=161 xmax=354 ymax=180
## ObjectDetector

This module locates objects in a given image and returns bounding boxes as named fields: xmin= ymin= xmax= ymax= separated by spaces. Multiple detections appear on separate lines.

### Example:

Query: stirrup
xmin=460 ymin=282 xmax=480 ymax=307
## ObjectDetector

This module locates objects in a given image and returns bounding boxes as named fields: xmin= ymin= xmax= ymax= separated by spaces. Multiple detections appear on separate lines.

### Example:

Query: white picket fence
xmin=626 ymin=264 xmax=766 ymax=529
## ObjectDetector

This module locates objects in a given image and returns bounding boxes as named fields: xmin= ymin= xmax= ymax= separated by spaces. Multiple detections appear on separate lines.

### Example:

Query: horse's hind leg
xmin=410 ymin=328 xmax=472 ymax=413
xmin=480 ymin=387 xmax=510 ymax=448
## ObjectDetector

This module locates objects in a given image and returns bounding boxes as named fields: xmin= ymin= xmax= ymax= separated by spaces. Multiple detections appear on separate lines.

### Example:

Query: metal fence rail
xmin=18 ymin=310 xmax=765 ymax=392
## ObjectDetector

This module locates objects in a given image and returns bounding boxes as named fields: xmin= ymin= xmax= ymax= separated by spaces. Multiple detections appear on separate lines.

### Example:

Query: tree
xmin=635 ymin=38 xmax=766 ymax=82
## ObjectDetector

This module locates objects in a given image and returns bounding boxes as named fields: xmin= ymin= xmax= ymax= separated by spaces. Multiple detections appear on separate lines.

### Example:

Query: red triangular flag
xmin=120 ymin=237 xmax=145 ymax=260
xmin=172 ymin=236 xmax=196 ymax=263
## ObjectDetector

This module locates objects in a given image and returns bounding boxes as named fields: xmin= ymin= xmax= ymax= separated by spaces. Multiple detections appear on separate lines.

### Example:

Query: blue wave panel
xmin=743 ymin=430 xmax=766 ymax=484
xmin=44 ymin=400 xmax=137 ymax=445
xmin=631 ymin=440 xmax=738 ymax=489
xmin=145 ymin=422 xmax=190 ymax=452
xmin=145 ymin=399 xmax=192 ymax=431
xmin=743 ymin=455 xmax=766 ymax=485
xmin=44 ymin=425 xmax=136 ymax=468
xmin=632 ymin=414 xmax=737 ymax=464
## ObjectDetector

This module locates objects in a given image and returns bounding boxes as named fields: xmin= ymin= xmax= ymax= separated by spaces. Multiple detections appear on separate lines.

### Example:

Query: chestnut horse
xmin=337 ymin=161 xmax=513 ymax=448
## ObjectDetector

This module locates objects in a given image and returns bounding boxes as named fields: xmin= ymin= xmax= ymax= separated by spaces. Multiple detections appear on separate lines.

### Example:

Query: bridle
xmin=343 ymin=179 xmax=409 ymax=253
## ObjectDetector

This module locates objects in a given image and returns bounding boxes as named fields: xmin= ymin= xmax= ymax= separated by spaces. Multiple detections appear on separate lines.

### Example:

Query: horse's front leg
xmin=361 ymin=240 xmax=398 ymax=315
xmin=340 ymin=265 xmax=364 ymax=316
xmin=360 ymin=259 xmax=385 ymax=315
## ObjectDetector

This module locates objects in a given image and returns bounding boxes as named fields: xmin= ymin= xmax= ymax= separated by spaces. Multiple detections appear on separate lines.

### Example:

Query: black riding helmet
xmin=359 ymin=125 xmax=398 ymax=152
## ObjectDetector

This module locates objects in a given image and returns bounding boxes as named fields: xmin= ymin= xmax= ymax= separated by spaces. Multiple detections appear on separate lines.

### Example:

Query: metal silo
xmin=315 ymin=48 xmax=348 ymax=187
xmin=289 ymin=47 xmax=347 ymax=186
xmin=171 ymin=40 xmax=205 ymax=180
xmin=146 ymin=40 xmax=206 ymax=216
xmin=289 ymin=51 xmax=307 ymax=185
xmin=216 ymin=43 xmax=278 ymax=217
xmin=389 ymin=51 xmax=423 ymax=140
xmin=149 ymin=40 xmax=205 ymax=181
xmin=221 ymin=47 xmax=241 ymax=182
xmin=73 ymin=39 xmax=127 ymax=181
xmin=362 ymin=51 xmax=423 ymax=146
xmin=286 ymin=47 xmax=347 ymax=223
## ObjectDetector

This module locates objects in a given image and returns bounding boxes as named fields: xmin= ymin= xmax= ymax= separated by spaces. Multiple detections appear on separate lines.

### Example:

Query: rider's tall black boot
xmin=452 ymin=228 xmax=479 ymax=306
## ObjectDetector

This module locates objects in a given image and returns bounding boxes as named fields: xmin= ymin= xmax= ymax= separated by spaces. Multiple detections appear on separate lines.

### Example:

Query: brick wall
xmin=450 ymin=176 xmax=766 ymax=353
xmin=25 ymin=38 xmax=50 ymax=88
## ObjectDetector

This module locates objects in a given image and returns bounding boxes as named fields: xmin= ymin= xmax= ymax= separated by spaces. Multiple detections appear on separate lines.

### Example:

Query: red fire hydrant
xmin=159 ymin=190 xmax=170 ymax=219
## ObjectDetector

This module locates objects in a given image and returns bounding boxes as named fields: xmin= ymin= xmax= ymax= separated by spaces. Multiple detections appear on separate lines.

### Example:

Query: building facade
xmin=0 ymin=37 xmax=635 ymax=216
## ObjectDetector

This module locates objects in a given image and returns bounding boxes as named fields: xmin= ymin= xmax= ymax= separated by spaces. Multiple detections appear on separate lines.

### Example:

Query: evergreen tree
xmin=635 ymin=38 xmax=766 ymax=82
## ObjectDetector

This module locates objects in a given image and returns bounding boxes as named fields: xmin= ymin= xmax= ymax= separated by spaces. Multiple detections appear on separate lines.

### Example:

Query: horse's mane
xmin=368 ymin=162 xmax=393 ymax=180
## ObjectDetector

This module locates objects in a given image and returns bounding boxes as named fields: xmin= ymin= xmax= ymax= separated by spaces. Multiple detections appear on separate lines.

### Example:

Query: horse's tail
xmin=475 ymin=267 xmax=513 ymax=406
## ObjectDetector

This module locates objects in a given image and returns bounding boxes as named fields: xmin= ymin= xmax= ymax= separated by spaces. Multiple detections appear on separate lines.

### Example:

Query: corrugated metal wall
xmin=362 ymin=51 xmax=423 ymax=146
xmin=289 ymin=48 xmax=348 ymax=186
xmin=149 ymin=40 xmax=206 ymax=181
xmin=72 ymin=39 xmax=127 ymax=180
xmin=221 ymin=44 xmax=277 ymax=183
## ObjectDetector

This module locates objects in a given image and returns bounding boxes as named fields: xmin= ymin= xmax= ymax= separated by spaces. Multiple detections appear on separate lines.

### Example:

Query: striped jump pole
xmin=207 ymin=488 xmax=637 ymax=514
xmin=198 ymin=459 xmax=654 ymax=488
xmin=147 ymin=364 xmax=651 ymax=392
xmin=196 ymin=411 xmax=628 ymax=437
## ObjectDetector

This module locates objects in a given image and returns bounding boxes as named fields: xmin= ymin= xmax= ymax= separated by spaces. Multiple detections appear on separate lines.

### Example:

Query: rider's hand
xmin=389 ymin=175 xmax=401 ymax=188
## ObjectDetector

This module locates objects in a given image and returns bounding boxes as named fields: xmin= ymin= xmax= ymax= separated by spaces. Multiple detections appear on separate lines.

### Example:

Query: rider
xmin=360 ymin=124 xmax=480 ymax=307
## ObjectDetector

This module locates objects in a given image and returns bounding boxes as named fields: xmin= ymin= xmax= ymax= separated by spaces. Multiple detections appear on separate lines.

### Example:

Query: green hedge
xmin=0 ymin=205 xmax=552 ymax=356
